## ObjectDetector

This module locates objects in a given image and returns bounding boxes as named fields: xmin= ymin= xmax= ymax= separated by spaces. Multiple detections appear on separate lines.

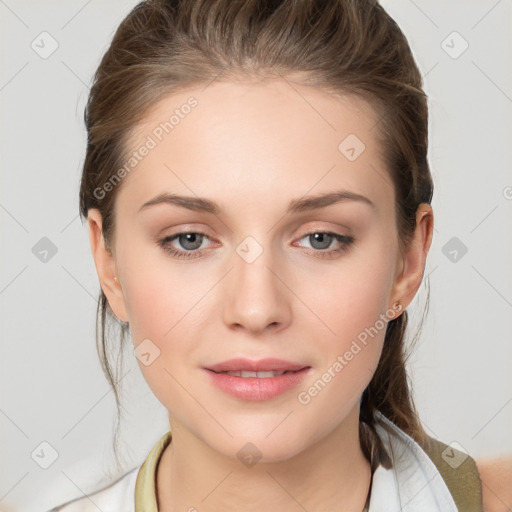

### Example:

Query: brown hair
xmin=79 ymin=0 xmax=433 ymax=473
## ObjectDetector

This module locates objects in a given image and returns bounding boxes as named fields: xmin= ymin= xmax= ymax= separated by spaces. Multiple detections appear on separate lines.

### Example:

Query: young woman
xmin=49 ymin=0 xmax=510 ymax=510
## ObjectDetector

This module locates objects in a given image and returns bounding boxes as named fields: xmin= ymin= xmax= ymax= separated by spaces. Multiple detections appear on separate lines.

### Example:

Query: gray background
xmin=1 ymin=0 xmax=511 ymax=510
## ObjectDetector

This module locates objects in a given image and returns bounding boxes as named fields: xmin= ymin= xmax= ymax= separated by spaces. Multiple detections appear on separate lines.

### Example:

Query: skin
xmin=476 ymin=457 xmax=512 ymax=512
xmin=88 ymin=77 xmax=435 ymax=511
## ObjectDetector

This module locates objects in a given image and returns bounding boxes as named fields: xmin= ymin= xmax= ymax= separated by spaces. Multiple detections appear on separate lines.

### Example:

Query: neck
xmin=156 ymin=407 xmax=372 ymax=512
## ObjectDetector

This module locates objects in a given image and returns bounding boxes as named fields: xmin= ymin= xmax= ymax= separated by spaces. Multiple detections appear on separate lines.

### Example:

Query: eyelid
xmin=295 ymin=222 xmax=352 ymax=235
xmin=159 ymin=222 xmax=352 ymax=244
xmin=157 ymin=223 xmax=214 ymax=236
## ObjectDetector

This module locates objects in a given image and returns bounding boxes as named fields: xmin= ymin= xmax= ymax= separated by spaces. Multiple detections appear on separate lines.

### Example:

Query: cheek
xmin=120 ymin=266 xmax=196 ymax=410
xmin=300 ymin=250 xmax=395 ymax=346
xmin=119 ymin=242 xmax=201 ymax=341
xmin=117 ymin=248 xmax=211 ymax=397
xmin=122 ymin=274 xmax=173 ymax=342
xmin=294 ymin=249 xmax=395 ymax=401
xmin=295 ymin=286 xmax=388 ymax=425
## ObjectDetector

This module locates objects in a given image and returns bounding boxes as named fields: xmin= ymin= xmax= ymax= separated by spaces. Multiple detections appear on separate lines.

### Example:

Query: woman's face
xmin=90 ymin=78 xmax=420 ymax=462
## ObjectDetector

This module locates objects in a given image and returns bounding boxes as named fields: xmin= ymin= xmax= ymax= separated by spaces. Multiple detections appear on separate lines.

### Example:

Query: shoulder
xmin=475 ymin=456 xmax=512 ymax=512
xmin=47 ymin=467 xmax=139 ymax=512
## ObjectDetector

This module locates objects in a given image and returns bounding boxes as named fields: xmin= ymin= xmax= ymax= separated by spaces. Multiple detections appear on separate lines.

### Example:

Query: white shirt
xmin=47 ymin=411 xmax=458 ymax=512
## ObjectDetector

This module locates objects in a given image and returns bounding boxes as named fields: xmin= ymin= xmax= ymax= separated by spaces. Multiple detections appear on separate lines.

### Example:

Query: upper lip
xmin=205 ymin=358 xmax=309 ymax=373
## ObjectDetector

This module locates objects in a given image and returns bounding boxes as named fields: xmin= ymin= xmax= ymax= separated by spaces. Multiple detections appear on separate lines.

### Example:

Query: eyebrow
xmin=138 ymin=189 xmax=376 ymax=215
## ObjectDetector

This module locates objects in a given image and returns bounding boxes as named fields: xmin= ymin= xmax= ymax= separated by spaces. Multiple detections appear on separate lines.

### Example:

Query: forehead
xmin=116 ymin=78 xmax=393 ymax=219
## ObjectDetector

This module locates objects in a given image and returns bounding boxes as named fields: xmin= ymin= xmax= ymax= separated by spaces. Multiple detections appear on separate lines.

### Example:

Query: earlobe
xmin=87 ymin=209 xmax=129 ymax=323
xmin=389 ymin=204 xmax=434 ymax=312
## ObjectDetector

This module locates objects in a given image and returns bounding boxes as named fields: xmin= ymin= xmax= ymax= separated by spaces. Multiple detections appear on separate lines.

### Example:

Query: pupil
xmin=311 ymin=233 xmax=331 ymax=250
xmin=181 ymin=233 xmax=202 ymax=250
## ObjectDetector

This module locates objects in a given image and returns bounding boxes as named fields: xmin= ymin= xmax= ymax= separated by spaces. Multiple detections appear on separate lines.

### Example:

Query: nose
xmin=222 ymin=242 xmax=292 ymax=336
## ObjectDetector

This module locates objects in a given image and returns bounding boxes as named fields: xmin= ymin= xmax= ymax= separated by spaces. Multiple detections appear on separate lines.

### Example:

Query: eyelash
xmin=158 ymin=231 xmax=354 ymax=260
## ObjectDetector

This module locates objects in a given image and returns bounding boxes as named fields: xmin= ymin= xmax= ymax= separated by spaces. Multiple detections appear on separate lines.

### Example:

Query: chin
xmin=206 ymin=422 xmax=313 ymax=465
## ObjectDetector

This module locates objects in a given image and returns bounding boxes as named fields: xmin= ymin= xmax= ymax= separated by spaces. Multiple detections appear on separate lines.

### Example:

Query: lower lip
xmin=204 ymin=368 xmax=311 ymax=401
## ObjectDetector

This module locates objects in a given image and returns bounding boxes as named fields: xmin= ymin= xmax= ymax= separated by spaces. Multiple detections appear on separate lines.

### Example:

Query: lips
xmin=219 ymin=370 xmax=289 ymax=378
xmin=205 ymin=358 xmax=308 ymax=374
xmin=204 ymin=363 xmax=311 ymax=401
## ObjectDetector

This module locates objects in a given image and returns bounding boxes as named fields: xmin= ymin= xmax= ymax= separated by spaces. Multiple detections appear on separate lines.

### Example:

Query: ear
xmin=87 ymin=208 xmax=129 ymax=323
xmin=389 ymin=203 xmax=434 ymax=312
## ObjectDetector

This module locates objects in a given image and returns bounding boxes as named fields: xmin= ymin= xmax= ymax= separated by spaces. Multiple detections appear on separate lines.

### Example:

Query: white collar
xmin=369 ymin=411 xmax=457 ymax=511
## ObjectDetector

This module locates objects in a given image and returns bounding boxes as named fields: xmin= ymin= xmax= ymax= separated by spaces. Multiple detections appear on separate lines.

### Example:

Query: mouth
xmin=203 ymin=361 xmax=312 ymax=401
xmin=208 ymin=369 xmax=304 ymax=378
xmin=205 ymin=357 xmax=309 ymax=374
